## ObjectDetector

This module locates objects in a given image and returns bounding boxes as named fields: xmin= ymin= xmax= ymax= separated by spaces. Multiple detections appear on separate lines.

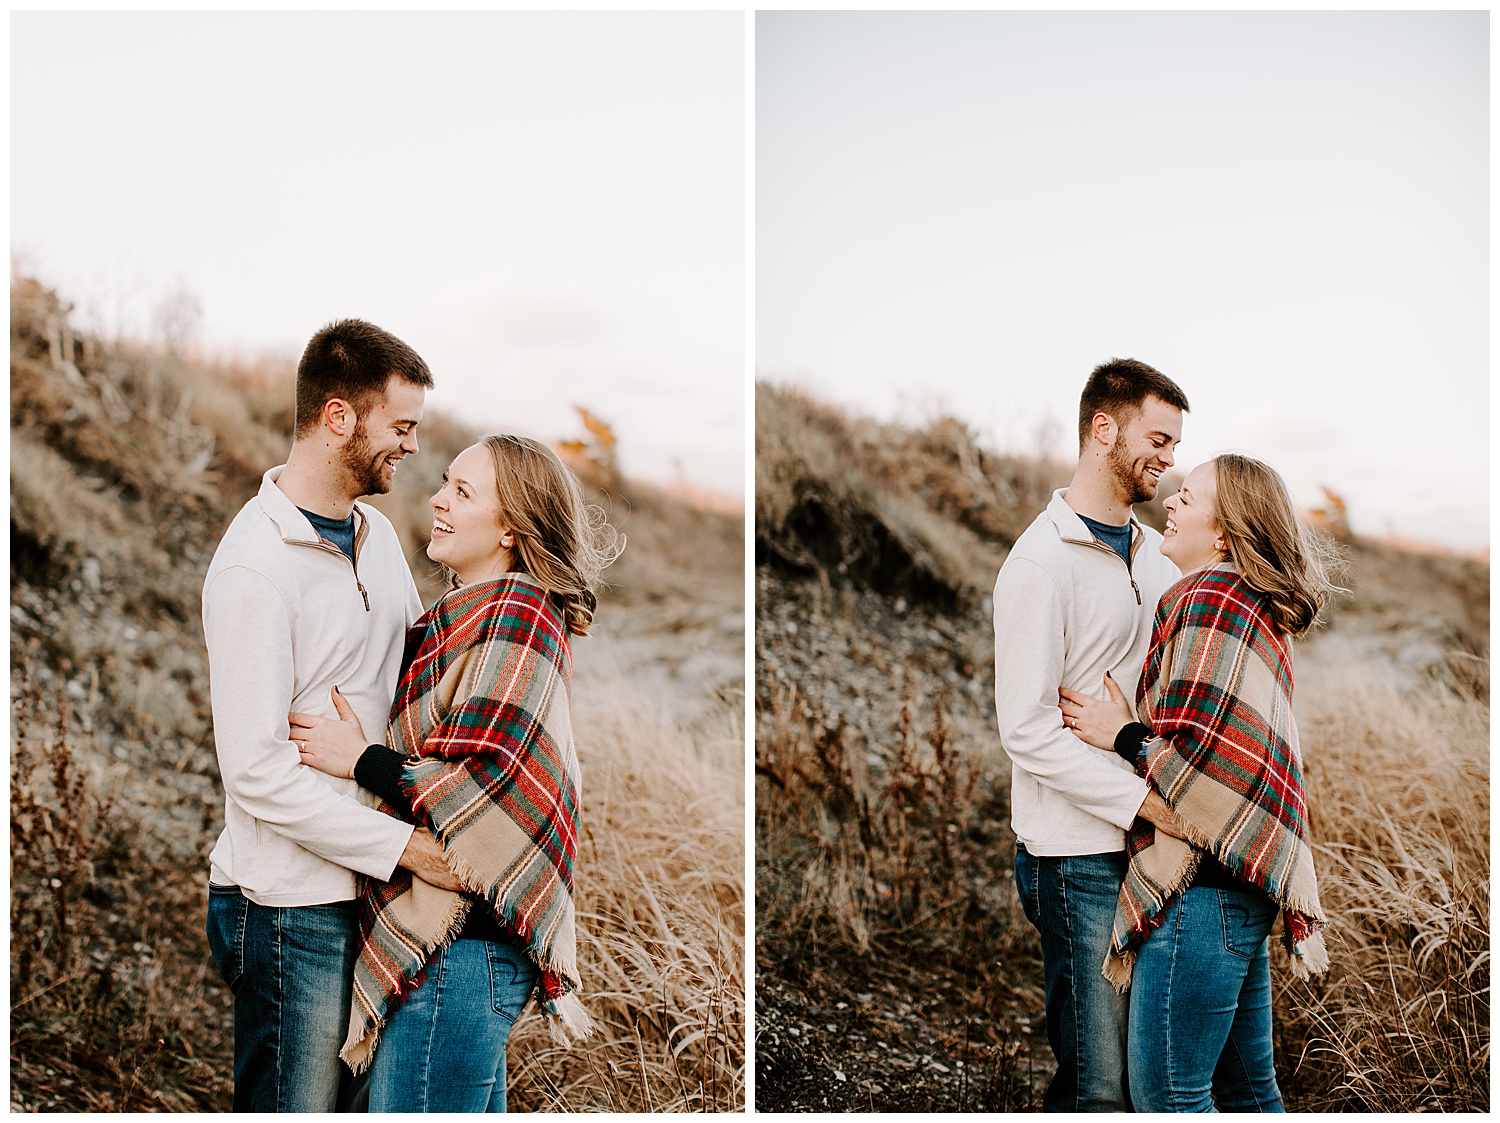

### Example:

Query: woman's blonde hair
xmin=452 ymin=434 xmax=623 ymax=635
xmin=1211 ymin=453 xmax=1344 ymax=636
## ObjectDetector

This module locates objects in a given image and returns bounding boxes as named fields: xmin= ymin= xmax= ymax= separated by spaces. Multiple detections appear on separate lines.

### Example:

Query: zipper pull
xmin=1132 ymin=579 xmax=1141 ymax=605
xmin=358 ymin=581 xmax=370 ymax=612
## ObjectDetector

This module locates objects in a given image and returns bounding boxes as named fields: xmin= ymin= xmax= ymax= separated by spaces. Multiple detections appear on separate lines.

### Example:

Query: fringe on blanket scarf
xmin=338 ymin=884 xmax=595 ymax=1074
xmin=440 ymin=843 xmax=597 ymax=1048
xmin=1098 ymin=804 xmax=1330 ymax=993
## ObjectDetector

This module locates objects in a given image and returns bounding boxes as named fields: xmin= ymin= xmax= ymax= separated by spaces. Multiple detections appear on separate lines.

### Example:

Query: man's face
xmin=339 ymin=375 xmax=425 ymax=497
xmin=1105 ymin=394 xmax=1182 ymax=505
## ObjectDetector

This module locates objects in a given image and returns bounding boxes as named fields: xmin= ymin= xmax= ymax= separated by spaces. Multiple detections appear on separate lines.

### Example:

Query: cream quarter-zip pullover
xmin=993 ymin=489 xmax=1181 ymax=856
xmin=203 ymin=465 xmax=423 ymax=906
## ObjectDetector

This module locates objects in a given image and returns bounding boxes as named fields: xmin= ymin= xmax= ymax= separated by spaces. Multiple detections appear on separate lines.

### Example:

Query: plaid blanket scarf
xmin=1102 ymin=561 xmax=1328 ymax=993
xmin=340 ymin=573 xmax=591 ymax=1072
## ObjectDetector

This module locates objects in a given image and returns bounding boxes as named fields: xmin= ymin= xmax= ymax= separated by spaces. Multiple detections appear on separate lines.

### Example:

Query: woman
xmin=290 ymin=434 xmax=622 ymax=1112
xmin=1059 ymin=453 xmax=1336 ymax=1113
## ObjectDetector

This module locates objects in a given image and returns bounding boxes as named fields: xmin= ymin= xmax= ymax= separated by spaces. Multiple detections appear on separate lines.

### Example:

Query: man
xmin=202 ymin=319 xmax=460 ymax=1112
xmin=993 ymin=358 xmax=1191 ymax=1112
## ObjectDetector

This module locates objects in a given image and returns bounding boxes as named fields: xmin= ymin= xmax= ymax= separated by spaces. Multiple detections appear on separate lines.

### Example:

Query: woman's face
xmin=426 ymin=443 xmax=514 ymax=585
xmin=1160 ymin=460 xmax=1225 ymax=573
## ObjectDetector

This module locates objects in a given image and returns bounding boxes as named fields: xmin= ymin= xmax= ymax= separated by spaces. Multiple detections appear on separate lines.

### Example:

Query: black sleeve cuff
xmin=354 ymin=745 xmax=411 ymax=810
xmin=1113 ymin=722 xmax=1153 ymax=765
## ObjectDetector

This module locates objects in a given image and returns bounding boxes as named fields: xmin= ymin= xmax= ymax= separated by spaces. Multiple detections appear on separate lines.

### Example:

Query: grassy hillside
xmin=754 ymin=380 xmax=1487 ymax=1111
xmin=9 ymin=278 xmax=744 ymax=1111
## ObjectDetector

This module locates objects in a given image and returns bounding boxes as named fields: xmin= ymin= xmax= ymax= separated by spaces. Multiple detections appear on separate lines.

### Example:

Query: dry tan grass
xmin=755 ymin=677 xmax=1011 ymax=960
xmin=510 ymin=687 xmax=745 ymax=1110
xmin=1273 ymin=640 xmax=1489 ymax=1111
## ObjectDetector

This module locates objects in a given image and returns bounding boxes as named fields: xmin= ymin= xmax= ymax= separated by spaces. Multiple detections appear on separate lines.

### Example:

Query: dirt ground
xmin=754 ymin=566 xmax=1054 ymax=1111
xmin=755 ymin=948 xmax=1049 ymax=1112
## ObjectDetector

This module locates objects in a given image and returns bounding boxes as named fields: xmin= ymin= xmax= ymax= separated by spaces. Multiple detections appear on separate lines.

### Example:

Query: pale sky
xmin=758 ymin=11 xmax=1487 ymax=550
xmin=13 ymin=11 xmax=745 ymax=496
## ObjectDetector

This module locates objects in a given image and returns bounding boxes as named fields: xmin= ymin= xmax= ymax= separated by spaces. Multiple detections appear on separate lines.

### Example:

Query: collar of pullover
xmin=259 ymin=465 xmax=364 ymax=546
xmin=1047 ymin=488 xmax=1142 ymax=545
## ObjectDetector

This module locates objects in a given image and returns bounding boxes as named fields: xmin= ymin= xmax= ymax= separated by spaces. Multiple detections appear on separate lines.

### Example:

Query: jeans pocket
xmin=486 ymin=941 xmax=539 ymax=1023
xmin=205 ymin=883 xmax=248 ymax=992
xmin=1219 ymin=891 xmax=1275 ymax=959
xmin=1014 ymin=845 xmax=1040 ymax=930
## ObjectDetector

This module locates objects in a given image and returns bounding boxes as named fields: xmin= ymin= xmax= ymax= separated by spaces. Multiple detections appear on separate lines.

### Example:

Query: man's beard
xmin=340 ymin=418 xmax=391 ymax=497
xmin=1108 ymin=440 xmax=1157 ymax=506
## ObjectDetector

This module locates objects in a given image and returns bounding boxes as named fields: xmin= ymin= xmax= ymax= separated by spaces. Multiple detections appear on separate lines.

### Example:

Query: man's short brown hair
xmin=1077 ymin=358 xmax=1189 ymax=449
xmin=294 ymin=319 xmax=433 ymax=438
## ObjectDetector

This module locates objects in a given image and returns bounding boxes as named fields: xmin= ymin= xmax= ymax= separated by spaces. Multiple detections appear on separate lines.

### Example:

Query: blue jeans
xmin=1128 ymin=886 xmax=1284 ymax=1112
xmin=1014 ymin=844 xmax=1131 ymax=1112
xmin=367 ymin=937 xmax=540 ymax=1113
xmin=205 ymin=883 xmax=361 ymax=1112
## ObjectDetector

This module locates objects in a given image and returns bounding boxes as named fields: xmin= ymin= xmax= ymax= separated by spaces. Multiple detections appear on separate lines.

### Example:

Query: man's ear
xmin=1091 ymin=411 xmax=1116 ymax=447
xmin=322 ymin=397 xmax=354 ymax=437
